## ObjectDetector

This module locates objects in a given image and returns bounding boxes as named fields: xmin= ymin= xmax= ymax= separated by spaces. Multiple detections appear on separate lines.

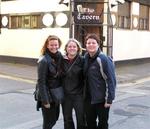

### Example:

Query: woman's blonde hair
xmin=41 ymin=35 xmax=62 ymax=55
xmin=65 ymin=38 xmax=82 ymax=54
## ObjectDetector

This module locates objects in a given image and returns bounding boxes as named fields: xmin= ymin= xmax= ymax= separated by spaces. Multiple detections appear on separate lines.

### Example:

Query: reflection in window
xmin=10 ymin=15 xmax=41 ymax=29
xmin=139 ymin=5 xmax=149 ymax=30
xmin=23 ymin=16 xmax=30 ymax=28
xmin=18 ymin=16 xmax=22 ymax=28
xmin=118 ymin=16 xmax=130 ymax=29
xmin=118 ymin=1 xmax=131 ymax=29
xmin=31 ymin=15 xmax=39 ymax=28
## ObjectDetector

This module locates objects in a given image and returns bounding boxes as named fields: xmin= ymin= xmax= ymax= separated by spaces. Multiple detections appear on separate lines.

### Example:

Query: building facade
xmin=0 ymin=0 xmax=150 ymax=63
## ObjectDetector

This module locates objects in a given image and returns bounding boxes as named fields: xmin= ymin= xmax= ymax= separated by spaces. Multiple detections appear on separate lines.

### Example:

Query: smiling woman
xmin=62 ymin=38 xmax=86 ymax=129
xmin=35 ymin=35 xmax=63 ymax=129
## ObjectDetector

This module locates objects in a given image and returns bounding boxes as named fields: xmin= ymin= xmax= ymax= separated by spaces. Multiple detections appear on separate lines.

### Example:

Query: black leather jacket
xmin=62 ymin=55 xmax=84 ymax=95
xmin=37 ymin=52 xmax=62 ymax=104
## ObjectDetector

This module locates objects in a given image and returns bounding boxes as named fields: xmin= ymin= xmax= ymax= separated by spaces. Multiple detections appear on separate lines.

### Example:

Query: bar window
xmin=139 ymin=5 xmax=149 ymax=30
xmin=11 ymin=16 xmax=18 ymax=28
xmin=23 ymin=16 xmax=31 ymax=28
xmin=10 ymin=14 xmax=41 ymax=29
xmin=118 ymin=1 xmax=131 ymax=29
xmin=31 ymin=15 xmax=40 ymax=28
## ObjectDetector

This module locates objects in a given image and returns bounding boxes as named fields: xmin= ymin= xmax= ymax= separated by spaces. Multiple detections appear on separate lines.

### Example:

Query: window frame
xmin=139 ymin=4 xmax=149 ymax=30
xmin=9 ymin=14 xmax=41 ymax=29
xmin=117 ymin=1 xmax=131 ymax=29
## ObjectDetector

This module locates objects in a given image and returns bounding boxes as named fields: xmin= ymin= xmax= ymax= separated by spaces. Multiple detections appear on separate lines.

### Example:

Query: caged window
xmin=10 ymin=14 xmax=41 ymax=29
xmin=139 ymin=5 xmax=149 ymax=30
xmin=118 ymin=16 xmax=130 ymax=29
xmin=118 ymin=1 xmax=131 ymax=29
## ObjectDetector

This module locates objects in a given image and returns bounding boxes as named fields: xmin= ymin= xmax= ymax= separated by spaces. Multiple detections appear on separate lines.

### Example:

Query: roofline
xmin=128 ymin=0 xmax=150 ymax=6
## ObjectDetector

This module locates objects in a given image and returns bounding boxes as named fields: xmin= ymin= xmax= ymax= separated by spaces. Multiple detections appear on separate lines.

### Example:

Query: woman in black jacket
xmin=36 ymin=35 xmax=63 ymax=129
xmin=83 ymin=33 xmax=116 ymax=129
xmin=62 ymin=38 xmax=86 ymax=129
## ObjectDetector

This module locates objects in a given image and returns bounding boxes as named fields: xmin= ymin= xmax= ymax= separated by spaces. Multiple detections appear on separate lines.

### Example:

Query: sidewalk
xmin=0 ymin=60 xmax=150 ymax=129
xmin=0 ymin=60 xmax=150 ymax=84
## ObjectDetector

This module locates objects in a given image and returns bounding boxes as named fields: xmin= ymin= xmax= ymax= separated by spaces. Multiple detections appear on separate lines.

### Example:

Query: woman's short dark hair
xmin=85 ymin=33 xmax=100 ymax=45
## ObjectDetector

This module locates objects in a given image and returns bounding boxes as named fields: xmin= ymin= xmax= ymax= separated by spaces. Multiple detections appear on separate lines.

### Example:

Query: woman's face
xmin=86 ymin=38 xmax=99 ymax=55
xmin=47 ymin=39 xmax=59 ymax=54
xmin=66 ymin=41 xmax=78 ymax=57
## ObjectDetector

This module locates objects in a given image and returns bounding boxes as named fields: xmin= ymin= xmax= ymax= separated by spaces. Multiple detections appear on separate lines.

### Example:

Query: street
xmin=0 ymin=75 xmax=41 ymax=129
xmin=0 ymin=74 xmax=150 ymax=129
xmin=110 ymin=78 xmax=150 ymax=129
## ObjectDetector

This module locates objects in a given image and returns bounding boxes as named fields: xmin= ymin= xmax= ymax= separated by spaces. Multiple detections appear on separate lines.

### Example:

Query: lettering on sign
xmin=74 ymin=13 xmax=101 ymax=24
xmin=74 ymin=5 xmax=103 ymax=24
xmin=77 ymin=14 xmax=100 ymax=20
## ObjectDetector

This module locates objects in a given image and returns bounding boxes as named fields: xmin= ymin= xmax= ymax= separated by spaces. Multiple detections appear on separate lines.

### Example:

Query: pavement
xmin=0 ymin=60 xmax=150 ymax=129
xmin=0 ymin=60 xmax=150 ymax=85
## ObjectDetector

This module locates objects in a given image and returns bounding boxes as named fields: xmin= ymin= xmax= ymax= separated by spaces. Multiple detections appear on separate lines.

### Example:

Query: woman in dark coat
xmin=83 ymin=33 xmax=116 ymax=129
xmin=36 ymin=35 xmax=63 ymax=129
xmin=62 ymin=38 xmax=86 ymax=129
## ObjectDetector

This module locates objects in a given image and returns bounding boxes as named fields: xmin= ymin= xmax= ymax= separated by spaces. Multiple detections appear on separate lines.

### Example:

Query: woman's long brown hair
xmin=41 ymin=35 xmax=62 ymax=55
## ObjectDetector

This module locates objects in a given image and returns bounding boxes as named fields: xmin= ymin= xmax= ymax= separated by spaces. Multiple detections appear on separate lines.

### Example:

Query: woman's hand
xmin=44 ymin=103 xmax=51 ymax=108
xmin=104 ymin=102 xmax=112 ymax=108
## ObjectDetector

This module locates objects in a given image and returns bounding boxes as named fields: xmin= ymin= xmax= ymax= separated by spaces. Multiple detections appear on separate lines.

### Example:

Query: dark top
xmin=83 ymin=49 xmax=116 ymax=104
xmin=62 ymin=54 xmax=84 ymax=95
xmin=37 ymin=50 xmax=63 ymax=104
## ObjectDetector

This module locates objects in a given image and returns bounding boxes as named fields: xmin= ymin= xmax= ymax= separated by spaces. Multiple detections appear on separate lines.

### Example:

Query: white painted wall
xmin=1 ymin=0 xmax=150 ymax=61
xmin=1 ymin=0 xmax=69 ymax=14
xmin=0 ymin=0 xmax=69 ymax=59
xmin=0 ymin=28 xmax=69 ymax=58
xmin=113 ymin=29 xmax=150 ymax=61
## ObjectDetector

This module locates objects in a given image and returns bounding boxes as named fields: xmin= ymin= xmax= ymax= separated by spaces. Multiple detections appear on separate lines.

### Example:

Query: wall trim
xmin=0 ymin=55 xmax=38 ymax=66
xmin=115 ymin=57 xmax=150 ymax=67
xmin=0 ymin=55 xmax=150 ymax=67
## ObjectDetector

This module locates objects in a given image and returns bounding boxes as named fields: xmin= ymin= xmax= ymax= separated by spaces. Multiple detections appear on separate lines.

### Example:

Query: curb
xmin=1 ymin=71 xmax=150 ymax=86
xmin=0 ymin=72 xmax=36 ymax=84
